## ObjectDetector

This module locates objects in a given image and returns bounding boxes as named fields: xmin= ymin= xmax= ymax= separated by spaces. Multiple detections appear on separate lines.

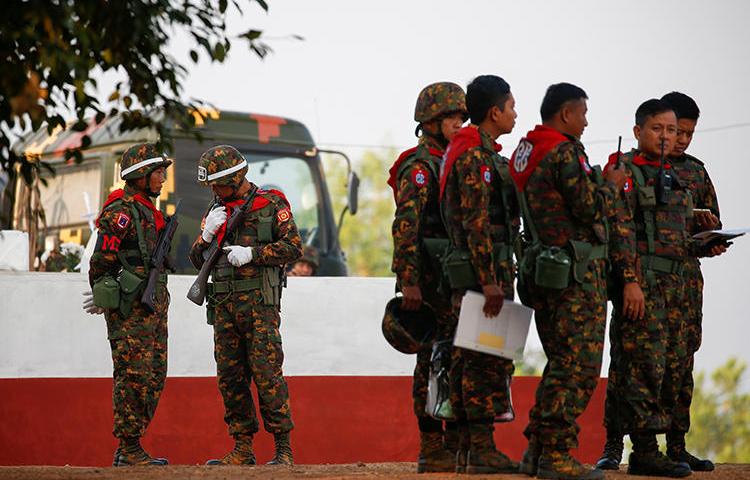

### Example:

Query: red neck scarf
xmin=509 ymin=125 xmax=569 ymax=191
xmin=439 ymin=126 xmax=501 ymax=200
xmin=605 ymin=149 xmax=671 ymax=172
xmin=214 ymin=188 xmax=289 ymax=245
xmin=98 ymin=189 xmax=165 ymax=232
xmin=387 ymin=144 xmax=444 ymax=200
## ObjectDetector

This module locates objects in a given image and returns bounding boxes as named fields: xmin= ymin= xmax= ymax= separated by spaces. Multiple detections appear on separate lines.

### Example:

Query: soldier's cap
xmin=381 ymin=296 xmax=437 ymax=354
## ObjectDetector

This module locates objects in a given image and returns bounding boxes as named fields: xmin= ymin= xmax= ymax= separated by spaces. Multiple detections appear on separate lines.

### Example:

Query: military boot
xmin=628 ymin=451 xmax=691 ymax=477
xmin=537 ymin=451 xmax=603 ymax=480
xmin=416 ymin=431 xmax=455 ymax=473
xmin=113 ymin=438 xmax=168 ymax=466
xmin=594 ymin=434 xmax=623 ymax=470
xmin=465 ymin=421 xmax=519 ymax=474
xmin=667 ymin=433 xmax=715 ymax=472
xmin=519 ymin=436 xmax=541 ymax=476
xmin=207 ymin=434 xmax=256 ymax=465
xmin=267 ymin=432 xmax=293 ymax=465
xmin=443 ymin=422 xmax=459 ymax=455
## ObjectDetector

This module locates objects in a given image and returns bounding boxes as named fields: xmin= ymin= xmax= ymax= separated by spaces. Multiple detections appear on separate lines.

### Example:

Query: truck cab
xmin=10 ymin=110 xmax=357 ymax=275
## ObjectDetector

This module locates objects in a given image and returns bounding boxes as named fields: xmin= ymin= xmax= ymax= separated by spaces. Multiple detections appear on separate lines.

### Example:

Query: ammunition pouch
xmin=534 ymin=246 xmax=571 ymax=290
xmin=637 ymin=185 xmax=657 ymax=208
xmin=641 ymin=255 xmax=684 ymax=275
xmin=569 ymin=240 xmax=608 ymax=285
xmin=441 ymin=243 xmax=512 ymax=290
xmin=118 ymin=269 xmax=146 ymax=317
xmin=92 ymin=274 xmax=120 ymax=310
xmin=261 ymin=266 xmax=283 ymax=308
xmin=422 ymin=238 xmax=450 ymax=266
xmin=521 ymin=240 xmax=606 ymax=293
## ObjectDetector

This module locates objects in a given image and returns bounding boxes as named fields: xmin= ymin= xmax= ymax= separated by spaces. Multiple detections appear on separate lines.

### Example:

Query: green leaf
xmin=239 ymin=29 xmax=262 ymax=41
xmin=189 ymin=49 xmax=199 ymax=63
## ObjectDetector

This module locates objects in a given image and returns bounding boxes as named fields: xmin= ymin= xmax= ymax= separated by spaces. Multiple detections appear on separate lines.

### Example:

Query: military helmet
xmin=120 ymin=143 xmax=172 ymax=181
xmin=197 ymin=145 xmax=249 ymax=186
xmin=381 ymin=297 xmax=437 ymax=354
xmin=414 ymin=82 xmax=468 ymax=123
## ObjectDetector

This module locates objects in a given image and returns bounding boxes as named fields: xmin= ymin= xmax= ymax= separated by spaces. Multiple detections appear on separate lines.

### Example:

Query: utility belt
xmin=520 ymin=240 xmax=607 ymax=292
xmin=440 ymin=242 xmax=513 ymax=290
xmin=92 ymin=267 xmax=167 ymax=316
xmin=205 ymin=266 xmax=284 ymax=325
xmin=640 ymin=254 xmax=685 ymax=275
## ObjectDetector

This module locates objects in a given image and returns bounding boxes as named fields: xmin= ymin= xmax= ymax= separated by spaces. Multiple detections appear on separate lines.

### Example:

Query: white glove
xmin=82 ymin=290 xmax=104 ymax=315
xmin=223 ymin=245 xmax=254 ymax=267
xmin=201 ymin=206 xmax=227 ymax=242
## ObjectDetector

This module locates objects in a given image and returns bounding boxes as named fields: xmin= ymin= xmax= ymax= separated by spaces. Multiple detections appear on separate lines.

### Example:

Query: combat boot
xmin=416 ymin=431 xmax=455 ymax=473
xmin=206 ymin=434 xmax=256 ymax=465
xmin=627 ymin=451 xmax=691 ymax=477
xmin=519 ymin=436 xmax=541 ymax=476
xmin=443 ymin=422 xmax=459 ymax=455
xmin=667 ymin=433 xmax=715 ymax=472
xmin=267 ymin=432 xmax=293 ymax=465
xmin=113 ymin=438 xmax=168 ymax=466
xmin=594 ymin=434 xmax=623 ymax=470
xmin=465 ymin=421 xmax=519 ymax=474
xmin=537 ymin=451 xmax=603 ymax=480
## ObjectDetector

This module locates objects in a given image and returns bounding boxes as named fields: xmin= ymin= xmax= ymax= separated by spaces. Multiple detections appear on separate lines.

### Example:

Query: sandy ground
xmin=0 ymin=463 xmax=747 ymax=480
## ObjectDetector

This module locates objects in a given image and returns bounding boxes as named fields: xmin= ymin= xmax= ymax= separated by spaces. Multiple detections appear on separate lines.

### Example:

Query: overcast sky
xmin=151 ymin=0 xmax=750 ymax=377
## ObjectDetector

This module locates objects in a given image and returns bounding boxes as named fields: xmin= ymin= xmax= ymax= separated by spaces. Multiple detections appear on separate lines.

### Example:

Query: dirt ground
xmin=0 ymin=463 xmax=747 ymax=480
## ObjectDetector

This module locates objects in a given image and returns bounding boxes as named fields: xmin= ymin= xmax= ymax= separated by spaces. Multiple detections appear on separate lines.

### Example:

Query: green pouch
xmin=92 ymin=275 xmax=120 ymax=309
xmin=534 ymin=246 xmax=571 ymax=289
xmin=261 ymin=267 xmax=282 ymax=306
xmin=423 ymin=238 xmax=450 ymax=264
xmin=568 ymin=240 xmax=593 ymax=284
xmin=442 ymin=248 xmax=478 ymax=290
xmin=118 ymin=269 xmax=145 ymax=316
xmin=637 ymin=186 xmax=657 ymax=208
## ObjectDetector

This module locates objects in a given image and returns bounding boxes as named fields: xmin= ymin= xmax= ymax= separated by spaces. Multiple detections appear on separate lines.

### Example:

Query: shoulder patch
xmin=513 ymin=140 xmax=533 ymax=172
xmin=411 ymin=168 xmax=429 ymax=187
xmin=277 ymin=208 xmax=291 ymax=223
xmin=623 ymin=178 xmax=633 ymax=193
xmin=96 ymin=234 xmax=121 ymax=252
xmin=579 ymin=155 xmax=592 ymax=174
xmin=115 ymin=212 xmax=131 ymax=230
xmin=480 ymin=165 xmax=492 ymax=184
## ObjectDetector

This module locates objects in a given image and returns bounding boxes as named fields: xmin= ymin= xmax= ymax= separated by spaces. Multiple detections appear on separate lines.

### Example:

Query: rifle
xmin=657 ymin=139 xmax=673 ymax=205
xmin=142 ymin=199 xmax=182 ymax=313
xmin=615 ymin=135 xmax=623 ymax=168
xmin=187 ymin=185 xmax=258 ymax=305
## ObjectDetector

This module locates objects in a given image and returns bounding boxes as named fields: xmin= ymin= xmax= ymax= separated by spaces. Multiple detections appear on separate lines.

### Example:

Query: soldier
xmin=86 ymin=143 xmax=172 ymax=466
xmin=387 ymin=82 xmax=467 ymax=473
xmin=288 ymin=245 xmax=319 ymax=276
xmin=599 ymin=99 xmax=696 ymax=478
xmin=189 ymin=145 xmax=302 ymax=466
xmin=438 ymin=75 xmax=520 ymax=475
xmin=509 ymin=83 xmax=625 ymax=480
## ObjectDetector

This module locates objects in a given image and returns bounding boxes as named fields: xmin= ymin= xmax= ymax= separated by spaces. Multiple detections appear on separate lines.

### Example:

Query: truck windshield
xmin=243 ymin=153 xmax=319 ymax=244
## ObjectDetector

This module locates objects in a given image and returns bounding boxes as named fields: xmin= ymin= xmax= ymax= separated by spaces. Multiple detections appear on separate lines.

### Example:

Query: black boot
xmin=628 ymin=433 xmax=691 ymax=478
xmin=595 ymin=433 xmax=623 ymax=470
xmin=519 ymin=435 xmax=541 ymax=476
xmin=667 ymin=432 xmax=715 ymax=472
xmin=113 ymin=437 xmax=168 ymax=466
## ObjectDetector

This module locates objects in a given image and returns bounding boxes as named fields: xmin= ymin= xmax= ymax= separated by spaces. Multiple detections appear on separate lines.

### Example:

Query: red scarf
xmin=213 ymin=188 xmax=288 ymax=245
xmin=509 ymin=125 xmax=569 ymax=191
xmin=604 ymin=150 xmax=672 ymax=173
xmin=98 ymin=189 xmax=165 ymax=232
xmin=387 ymin=145 xmax=444 ymax=200
xmin=439 ymin=126 xmax=501 ymax=200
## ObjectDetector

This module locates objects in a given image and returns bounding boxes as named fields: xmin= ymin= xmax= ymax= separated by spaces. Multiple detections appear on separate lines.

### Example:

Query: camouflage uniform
xmin=89 ymin=143 xmax=172 ymax=465
xmin=604 ymin=149 xmax=692 ymax=438
xmin=189 ymin=146 xmax=302 ymax=464
xmin=439 ymin=125 xmax=520 ymax=473
xmin=667 ymin=153 xmax=720 ymax=452
xmin=509 ymin=126 xmax=615 ymax=466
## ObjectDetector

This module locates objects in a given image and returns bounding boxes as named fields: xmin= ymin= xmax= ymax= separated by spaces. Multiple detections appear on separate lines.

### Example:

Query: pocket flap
xmin=119 ymin=269 xmax=145 ymax=295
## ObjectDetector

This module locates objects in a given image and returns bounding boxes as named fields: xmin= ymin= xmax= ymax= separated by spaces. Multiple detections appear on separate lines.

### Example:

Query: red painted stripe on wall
xmin=0 ymin=377 xmax=606 ymax=466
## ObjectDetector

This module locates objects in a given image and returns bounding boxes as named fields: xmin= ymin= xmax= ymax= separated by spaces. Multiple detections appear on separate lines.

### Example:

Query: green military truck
xmin=9 ymin=110 xmax=358 ymax=275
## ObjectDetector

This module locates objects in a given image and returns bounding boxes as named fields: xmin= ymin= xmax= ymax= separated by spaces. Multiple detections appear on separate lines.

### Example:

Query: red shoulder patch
xmin=411 ymin=168 xmax=429 ymax=187
xmin=623 ymin=178 xmax=633 ymax=193
xmin=480 ymin=165 xmax=492 ymax=184
xmin=98 ymin=234 xmax=121 ymax=252
xmin=579 ymin=155 xmax=592 ymax=174
xmin=277 ymin=208 xmax=291 ymax=223
xmin=115 ymin=212 xmax=130 ymax=230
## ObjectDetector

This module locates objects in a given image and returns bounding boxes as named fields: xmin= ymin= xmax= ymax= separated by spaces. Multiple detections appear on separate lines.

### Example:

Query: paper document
xmin=454 ymin=291 xmax=533 ymax=360
xmin=692 ymin=228 xmax=750 ymax=246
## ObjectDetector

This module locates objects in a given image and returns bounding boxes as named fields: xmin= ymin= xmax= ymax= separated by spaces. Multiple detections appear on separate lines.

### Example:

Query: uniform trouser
xmin=448 ymin=280 xmax=515 ymax=423
xmin=212 ymin=289 xmax=293 ymax=437
xmin=604 ymin=270 xmax=689 ymax=435
xmin=411 ymin=273 xmax=457 ymax=421
xmin=524 ymin=258 xmax=607 ymax=452
xmin=107 ymin=301 xmax=168 ymax=440
xmin=669 ymin=258 xmax=703 ymax=438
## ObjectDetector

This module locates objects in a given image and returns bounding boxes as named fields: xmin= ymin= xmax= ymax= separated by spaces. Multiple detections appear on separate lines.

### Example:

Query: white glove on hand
xmin=223 ymin=245 xmax=254 ymax=267
xmin=201 ymin=206 xmax=228 ymax=242
xmin=82 ymin=290 xmax=104 ymax=315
